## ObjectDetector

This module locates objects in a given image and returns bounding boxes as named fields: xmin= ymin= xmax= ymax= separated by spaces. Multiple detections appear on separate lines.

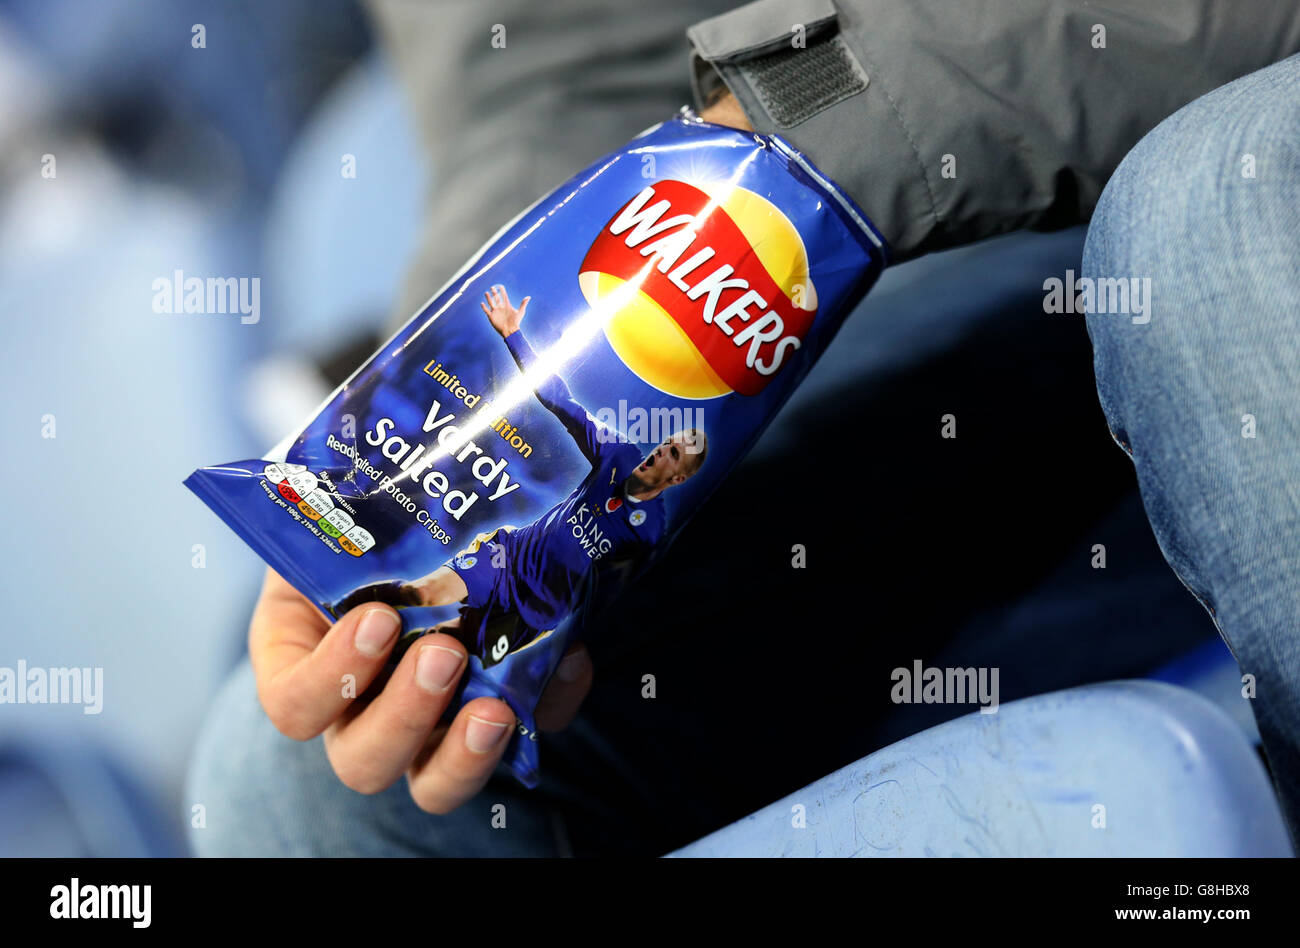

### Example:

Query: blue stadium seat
xmin=668 ymin=681 xmax=1292 ymax=857
xmin=0 ymin=739 xmax=181 ymax=857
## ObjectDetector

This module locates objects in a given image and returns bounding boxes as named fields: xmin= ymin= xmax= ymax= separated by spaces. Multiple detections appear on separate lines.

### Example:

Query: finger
xmin=484 ymin=289 xmax=494 ymax=307
xmin=534 ymin=644 xmax=593 ymax=732
xmin=322 ymin=633 xmax=468 ymax=794
xmin=497 ymin=285 xmax=511 ymax=308
xmin=518 ymin=295 xmax=530 ymax=318
xmin=480 ymin=301 xmax=491 ymax=316
xmin=249 ymin=569 xmax=402 ymax=741
xmin=406 ymin=696 xmax=516 ymax=814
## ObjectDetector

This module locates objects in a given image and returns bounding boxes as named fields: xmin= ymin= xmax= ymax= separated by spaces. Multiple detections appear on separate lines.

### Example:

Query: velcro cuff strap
xmin=738 ymin=32 xmax=869 ymax=127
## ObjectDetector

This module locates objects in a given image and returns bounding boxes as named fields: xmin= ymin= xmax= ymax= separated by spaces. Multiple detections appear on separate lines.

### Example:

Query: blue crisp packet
xmin=186 ymin=110 xmax=888 ymax=787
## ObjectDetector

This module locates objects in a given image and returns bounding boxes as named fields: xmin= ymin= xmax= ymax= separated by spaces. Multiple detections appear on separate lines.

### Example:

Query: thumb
xmin=534 ymin=644 xmax=592 ymax=732
xmin=518 ymin=296 xmax=530 ymax=317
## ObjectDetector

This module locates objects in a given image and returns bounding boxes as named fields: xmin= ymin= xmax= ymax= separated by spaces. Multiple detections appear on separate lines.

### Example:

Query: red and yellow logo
xmin=580 ymin=180 xmax=817 ymax=399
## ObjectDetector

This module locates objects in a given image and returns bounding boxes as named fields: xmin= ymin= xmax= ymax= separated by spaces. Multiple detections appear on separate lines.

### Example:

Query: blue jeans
xmin=1084 ymin=53 xmax=1300 ymax=840
xmin=187 ymin=55 xmax=1300 ymax=856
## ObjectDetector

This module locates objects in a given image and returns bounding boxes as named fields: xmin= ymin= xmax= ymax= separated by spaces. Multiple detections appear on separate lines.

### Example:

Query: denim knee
xmin=184 ymin=659 xmax=565 ymax=856
xmin=1083 ymin=53 xmax=1300 ymax=444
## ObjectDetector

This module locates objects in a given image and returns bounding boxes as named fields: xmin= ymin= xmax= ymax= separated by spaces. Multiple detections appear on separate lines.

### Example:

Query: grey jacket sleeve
xmin=688 ymin=0 xmax=1300 ymax=261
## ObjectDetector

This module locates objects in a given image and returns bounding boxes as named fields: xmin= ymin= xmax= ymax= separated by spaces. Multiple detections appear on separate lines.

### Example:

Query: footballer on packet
xmin=334 ymin=285 xmax=709 ymax=672
xmin=186 ymin=108 xmax=889 ymax=787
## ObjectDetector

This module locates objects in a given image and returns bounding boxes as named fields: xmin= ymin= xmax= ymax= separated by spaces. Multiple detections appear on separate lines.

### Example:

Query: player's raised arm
xmin=481 ymin=285 xmax=612 ymax=463
xmin=481 ymin=283 xmax=529 ymax=338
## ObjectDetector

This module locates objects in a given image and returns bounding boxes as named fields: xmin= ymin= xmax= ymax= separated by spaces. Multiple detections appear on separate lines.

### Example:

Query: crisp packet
xmin=186 ymin=109 xmax=888 ymax=787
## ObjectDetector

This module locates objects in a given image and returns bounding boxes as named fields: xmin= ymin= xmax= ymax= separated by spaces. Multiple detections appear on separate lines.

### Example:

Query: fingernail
xmin=556 ymin=649 xmax=589 ymax=683
xmin=416 ymin=645 xmax=464 ymax=694
xmin=355 ymin=609 xmax=400 ymax=658
xmin=466 ymin=715 xmax=510 ymax=754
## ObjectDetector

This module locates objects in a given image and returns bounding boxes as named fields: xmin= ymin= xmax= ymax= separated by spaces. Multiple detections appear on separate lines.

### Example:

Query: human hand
xmin=248 ymin=568 xmax=593 ymax=813
xmin=700 ymin=89 xmax=753 ymax=131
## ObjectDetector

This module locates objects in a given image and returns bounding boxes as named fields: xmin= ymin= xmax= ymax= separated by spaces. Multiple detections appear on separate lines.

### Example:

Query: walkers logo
xmin=580 ymin=180 xmax=818 ymax=399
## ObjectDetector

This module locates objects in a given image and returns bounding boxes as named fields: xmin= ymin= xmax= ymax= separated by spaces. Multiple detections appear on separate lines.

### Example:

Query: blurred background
xmin=0 ymin=0 xmax=420 ymax=855
xmin=0 ymin=0 xmax=1260 ymax=856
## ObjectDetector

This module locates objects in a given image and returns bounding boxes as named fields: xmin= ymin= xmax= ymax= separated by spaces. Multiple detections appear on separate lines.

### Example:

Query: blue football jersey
xmin=491 ymin=332 xmax=665 ymax=630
